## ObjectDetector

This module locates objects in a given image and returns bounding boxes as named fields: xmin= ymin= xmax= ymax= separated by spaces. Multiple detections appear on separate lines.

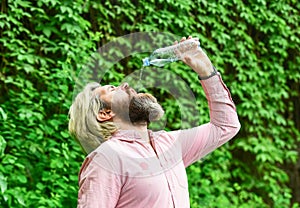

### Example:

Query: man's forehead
xmin=92 ymin=85 xmax=105 ymax=95
xmin=93 ymin=84 xmax=116 ymax=96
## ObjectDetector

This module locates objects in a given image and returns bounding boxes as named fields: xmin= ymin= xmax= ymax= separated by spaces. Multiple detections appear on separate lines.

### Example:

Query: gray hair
xmin=68 ymin=82 xmax=118 ymax=154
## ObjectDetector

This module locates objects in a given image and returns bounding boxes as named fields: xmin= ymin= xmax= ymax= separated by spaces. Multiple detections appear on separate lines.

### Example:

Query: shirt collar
xmin=112 ymin=129 xmax=154 ymax=142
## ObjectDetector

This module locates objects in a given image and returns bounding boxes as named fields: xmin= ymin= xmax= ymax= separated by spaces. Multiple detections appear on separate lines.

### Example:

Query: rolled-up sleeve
xmin=77 ymin=151 xmax=121 ymax=208
xmin=168 ymin=73 xmax=241 ymax=167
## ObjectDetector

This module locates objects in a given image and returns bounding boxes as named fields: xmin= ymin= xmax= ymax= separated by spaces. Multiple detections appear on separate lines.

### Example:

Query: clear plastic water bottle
xmin=142 ymin=38 xmax=200 ymax=67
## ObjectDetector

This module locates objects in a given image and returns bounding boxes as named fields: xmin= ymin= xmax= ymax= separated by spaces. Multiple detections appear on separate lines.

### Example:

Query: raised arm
xmin=168 ymin=36 xmax=240 ymax=167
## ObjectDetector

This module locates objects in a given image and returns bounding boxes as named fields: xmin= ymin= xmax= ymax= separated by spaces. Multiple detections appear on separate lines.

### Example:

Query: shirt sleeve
xmin=168 ymin=73 xmax=241 ymax=167
xmin=77 ymin=150 xmax=122 ymax=208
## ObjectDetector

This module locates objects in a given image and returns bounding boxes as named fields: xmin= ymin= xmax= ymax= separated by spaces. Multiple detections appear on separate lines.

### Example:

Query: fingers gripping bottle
xmin=142 ymin=38 xmax=200 ymax=67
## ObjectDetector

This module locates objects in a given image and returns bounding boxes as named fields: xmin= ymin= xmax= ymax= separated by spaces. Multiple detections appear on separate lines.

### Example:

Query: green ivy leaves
xmin=0 ymin=0 xmax=299 ymax=207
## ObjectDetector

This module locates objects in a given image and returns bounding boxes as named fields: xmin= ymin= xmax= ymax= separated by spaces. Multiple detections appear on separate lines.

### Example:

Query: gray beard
xmin=128 ymin=93 xmax=164 ymax=124
xmin=110 ymin=89 xmax=164 ymax=125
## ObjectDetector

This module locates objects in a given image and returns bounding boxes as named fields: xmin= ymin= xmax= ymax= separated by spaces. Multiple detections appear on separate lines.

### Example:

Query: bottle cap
xmin=142 ymin=58 xmax=150 ymax=66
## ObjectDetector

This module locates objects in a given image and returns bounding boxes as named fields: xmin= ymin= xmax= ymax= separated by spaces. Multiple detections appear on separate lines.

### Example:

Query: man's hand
xmin=175 ymin=36 xmax=215 ymax=78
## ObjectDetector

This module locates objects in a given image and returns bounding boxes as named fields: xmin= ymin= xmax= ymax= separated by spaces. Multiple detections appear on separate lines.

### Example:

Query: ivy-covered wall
xmin=0 ymin=0 xmax=299 ymax=207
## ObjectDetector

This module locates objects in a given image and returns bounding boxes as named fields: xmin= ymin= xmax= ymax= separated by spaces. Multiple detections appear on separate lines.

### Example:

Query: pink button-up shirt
xmin=77 ymin=74 xmax=240 ymax=208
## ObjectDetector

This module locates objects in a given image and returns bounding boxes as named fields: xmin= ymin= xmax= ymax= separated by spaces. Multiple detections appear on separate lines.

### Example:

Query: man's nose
xmin=119 ymin=82 xmax=129 ymax=90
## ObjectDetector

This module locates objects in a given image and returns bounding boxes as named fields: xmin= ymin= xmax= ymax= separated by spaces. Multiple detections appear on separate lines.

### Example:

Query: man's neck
xmin=114 ymin=118 xmax=150 ymax=143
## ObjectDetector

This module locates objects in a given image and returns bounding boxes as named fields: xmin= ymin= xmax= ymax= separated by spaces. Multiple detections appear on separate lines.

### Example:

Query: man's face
xmin=94 ymin=83 xmax=136 ymax=107
xmin=94 ymin=83 xmax=164 ymax=123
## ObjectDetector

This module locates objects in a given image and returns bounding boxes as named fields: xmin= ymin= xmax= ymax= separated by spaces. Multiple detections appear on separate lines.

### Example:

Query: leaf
xmin=0 ymin=172 xmax=7 ymax=193
xmin=0 ymin=107 xmax=7 ymax=121
xmin=0 ymin=135 xmax=7 ymax=158
xmin=42 ymin=27 xmax=52 ymax=38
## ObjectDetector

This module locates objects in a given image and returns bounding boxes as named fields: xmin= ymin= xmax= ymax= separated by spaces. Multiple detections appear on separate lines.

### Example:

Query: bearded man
xmin=68 ymin=36 xmax=240 ymax=208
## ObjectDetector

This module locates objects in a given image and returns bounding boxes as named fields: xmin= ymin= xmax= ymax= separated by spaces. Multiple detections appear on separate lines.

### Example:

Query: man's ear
xmin=97 ymin=109 xmax=115 ymax=122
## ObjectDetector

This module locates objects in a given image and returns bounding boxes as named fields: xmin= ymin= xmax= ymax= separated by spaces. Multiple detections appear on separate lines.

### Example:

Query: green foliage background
xmin=0 ymin=0 xmax=299 ymax=207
